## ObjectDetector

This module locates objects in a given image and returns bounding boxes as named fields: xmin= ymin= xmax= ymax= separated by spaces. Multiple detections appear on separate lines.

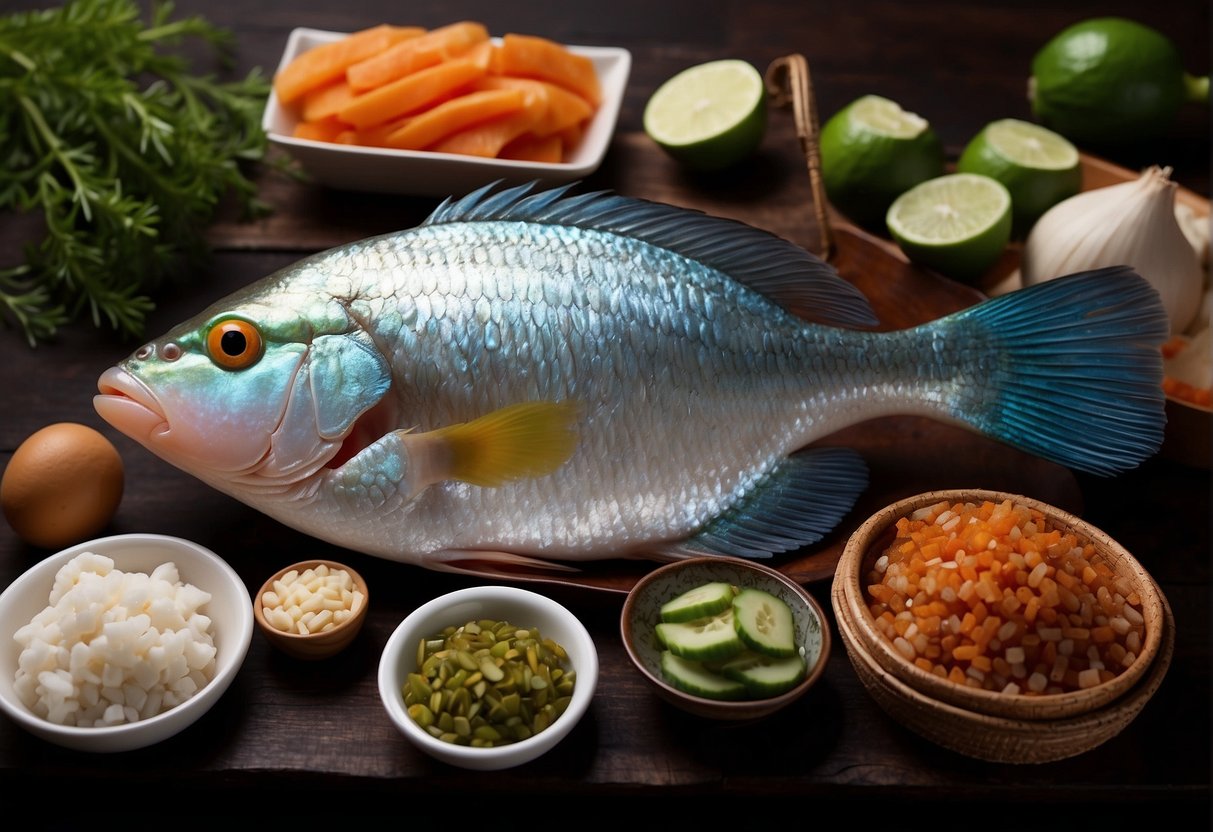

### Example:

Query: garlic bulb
xmin=1175 ymin=201 xmax=1211 ymax=269
xmin=1021 ymin=165 xmax=1204 ymax=334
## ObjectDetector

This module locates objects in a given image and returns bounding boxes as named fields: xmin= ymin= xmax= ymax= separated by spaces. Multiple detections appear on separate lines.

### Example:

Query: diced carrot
xmin=346 ymin=20 xmax=490 ymax=92
xmin=381 ymin=88 xmax=527 ymax=150
xmin=338 ymin=40 xmax=493 ymax=129
xmin=1023 ymin=596 xmax=1040 ymax=623
xmin=495 ymin=33 xmax=601 ymax=106
xmin=274 ymin=24 xmax=424 ymax=106
xmin=293 ymin=116 xmax=348 ymax=143
xmin=302 ymin=80 xmax=357 ymax=123
xmin=952 ymin=644 xmax=979 ymax=662
xmin=868 ymin=584 xmax=895 ymax=605
xmin=864 ymin=496 xmax=1148 ymax=697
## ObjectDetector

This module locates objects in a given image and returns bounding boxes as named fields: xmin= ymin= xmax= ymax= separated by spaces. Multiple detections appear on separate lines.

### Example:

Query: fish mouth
xmin=94 ymin=366 xmax=170 ymax=442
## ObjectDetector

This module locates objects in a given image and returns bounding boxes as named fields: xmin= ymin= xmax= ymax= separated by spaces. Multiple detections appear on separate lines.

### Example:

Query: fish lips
xmin=96 ymin=353 xmax=335 ymax=477
xmin=95 ymin=365 xmax=274 ymax=474
xmin=95 ymin=366 xmax=170 ymax=445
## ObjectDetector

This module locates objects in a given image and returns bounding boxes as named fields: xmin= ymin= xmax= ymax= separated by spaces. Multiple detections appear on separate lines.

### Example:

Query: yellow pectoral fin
xmin=401 ymin=400 xmax=580 ymax=490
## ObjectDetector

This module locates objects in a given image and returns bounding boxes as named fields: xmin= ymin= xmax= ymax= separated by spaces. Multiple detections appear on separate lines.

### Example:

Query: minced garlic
xmin=261 ymin=563 xmax=364 ymax=635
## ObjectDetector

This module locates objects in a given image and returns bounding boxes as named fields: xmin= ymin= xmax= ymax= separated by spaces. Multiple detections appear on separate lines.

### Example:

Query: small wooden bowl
xmin=253 ymin=559 xmax=369 ymax=661
xmin=831 ymin=489 xmax=1172 ymax=762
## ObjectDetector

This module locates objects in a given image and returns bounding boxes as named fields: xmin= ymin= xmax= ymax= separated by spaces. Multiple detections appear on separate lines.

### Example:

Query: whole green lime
xmin=1029 ymin=17 xmax=1209 ymax=143
xmin=819 ymin=95 xmax=945 ymax=228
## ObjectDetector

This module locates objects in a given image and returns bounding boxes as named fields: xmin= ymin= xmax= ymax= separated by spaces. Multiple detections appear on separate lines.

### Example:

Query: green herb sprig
xmin=0 ymin=0 xmax=276 ymax=346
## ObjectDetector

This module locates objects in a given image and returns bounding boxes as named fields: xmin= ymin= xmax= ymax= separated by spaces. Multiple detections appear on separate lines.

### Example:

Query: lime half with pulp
xmin=886 ymin=173 xmax=1012 ymax=284
xmin=957 ymin=118 xmax=1081 ymax=235
xmin=819 ymin=94 xmax=945 ymax=228
xmin=644 ymin=59 xmax=767 ymax=171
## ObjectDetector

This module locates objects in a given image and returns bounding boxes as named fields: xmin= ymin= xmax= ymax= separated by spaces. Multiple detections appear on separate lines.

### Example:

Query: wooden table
xmin=2 ymin=0 xmax=1209 ymax=822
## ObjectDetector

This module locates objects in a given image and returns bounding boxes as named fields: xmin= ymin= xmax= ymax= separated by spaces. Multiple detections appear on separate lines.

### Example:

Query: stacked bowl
xmin=831 ymin=489 xmax=1173 ymax=763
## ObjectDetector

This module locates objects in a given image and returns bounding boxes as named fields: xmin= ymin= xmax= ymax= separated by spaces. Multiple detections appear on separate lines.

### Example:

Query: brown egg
xmin=1 ymin=422 xmax=124 ymax=549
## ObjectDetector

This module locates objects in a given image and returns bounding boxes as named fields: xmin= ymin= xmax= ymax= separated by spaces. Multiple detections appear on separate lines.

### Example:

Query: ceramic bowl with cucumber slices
xmin=620 ymin=557 xmax=830 ymax=720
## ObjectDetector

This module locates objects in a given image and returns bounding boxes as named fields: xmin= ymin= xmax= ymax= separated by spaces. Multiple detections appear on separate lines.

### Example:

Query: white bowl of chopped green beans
xmin=377 ymin=585 xmax=598 ymax=770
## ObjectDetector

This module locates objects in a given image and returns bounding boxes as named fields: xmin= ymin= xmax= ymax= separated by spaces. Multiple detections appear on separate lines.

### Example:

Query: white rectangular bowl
xmin=261 ymin=27 xmax=632 ymax=197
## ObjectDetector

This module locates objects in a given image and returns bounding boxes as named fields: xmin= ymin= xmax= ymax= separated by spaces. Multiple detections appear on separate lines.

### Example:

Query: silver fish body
xmin=95 ymin=183 xmax=1167 ymax=576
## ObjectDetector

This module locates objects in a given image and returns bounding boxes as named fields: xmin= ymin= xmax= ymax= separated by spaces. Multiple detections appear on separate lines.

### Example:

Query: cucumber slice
xmin=660 ymin=651 xmax=747 ymax=700
xmin=731 ymin=588 xmax=797 ymax=658
xmin=720 ymin=651 xmax=807 ymax=697
xmin=655 ymin=609 xmax=745 ymax=661
xmin=659 ymin=581 xmax=737 ymax=623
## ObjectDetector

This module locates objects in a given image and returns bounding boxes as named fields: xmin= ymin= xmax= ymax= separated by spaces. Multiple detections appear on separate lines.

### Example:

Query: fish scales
xmin=324 ymin=221 xmax=841 ymax=557
xmin=94 ymin=182 xmax=1167 ymax=577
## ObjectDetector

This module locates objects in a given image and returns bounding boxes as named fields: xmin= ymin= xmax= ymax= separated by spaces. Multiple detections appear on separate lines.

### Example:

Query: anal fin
xmin=653 ymin=446 xmax=869 ymax=560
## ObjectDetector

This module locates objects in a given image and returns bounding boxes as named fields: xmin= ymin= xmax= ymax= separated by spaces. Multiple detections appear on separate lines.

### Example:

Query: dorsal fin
xmin=423 ymin=180 xmax=878 ymax=327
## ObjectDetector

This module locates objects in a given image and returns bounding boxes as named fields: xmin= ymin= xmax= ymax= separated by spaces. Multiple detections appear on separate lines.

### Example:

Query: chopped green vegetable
xmin=0 ymin=0 xmax=278 ymax=346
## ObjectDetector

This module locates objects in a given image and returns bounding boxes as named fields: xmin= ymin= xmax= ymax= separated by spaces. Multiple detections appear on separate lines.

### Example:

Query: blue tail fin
xmin=942 ymin=266 xmax=1168 ymax=476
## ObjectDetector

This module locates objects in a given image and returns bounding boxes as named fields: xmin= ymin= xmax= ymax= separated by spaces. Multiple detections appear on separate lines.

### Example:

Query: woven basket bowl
xmin=834 ymin=490 xmax=1166 ymax=722
xmin=833 ymin=576 xmax=1175 ymax=763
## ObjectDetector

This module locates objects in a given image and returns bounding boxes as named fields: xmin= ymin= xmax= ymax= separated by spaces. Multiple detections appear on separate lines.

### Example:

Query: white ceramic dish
xmin=378 ymin=585 xmax=598 ymax=770
xmin=262 ymin=27 xmax=631 ymax=196
xmin=0 ymin=534 xmax=253 ymax=753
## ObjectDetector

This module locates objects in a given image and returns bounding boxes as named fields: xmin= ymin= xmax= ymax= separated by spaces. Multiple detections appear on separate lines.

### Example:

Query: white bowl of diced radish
xmin=0 ymin=534 xmax=253 ymax=752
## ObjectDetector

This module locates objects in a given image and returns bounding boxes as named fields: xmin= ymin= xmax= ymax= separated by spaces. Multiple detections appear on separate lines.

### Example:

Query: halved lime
xmin=957 ymin=118 xmax=1081 ymax=235
xmin=819 ymin=94 xmax=945 ymax=228
xmin=886 ymin=173 xmax=1012 ymax=284
xmin=643 ymin=59 xmax=767 ymax=171
xmin=1029 ymin=16 xmax=1210 ymax=143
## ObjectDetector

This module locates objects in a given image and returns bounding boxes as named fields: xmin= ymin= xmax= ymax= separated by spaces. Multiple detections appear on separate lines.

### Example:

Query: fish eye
xmin=206 ymin=318 xmax=263 ymax=370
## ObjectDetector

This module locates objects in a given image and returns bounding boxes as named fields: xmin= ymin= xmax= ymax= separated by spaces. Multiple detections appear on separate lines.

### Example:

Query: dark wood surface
xmin=1 ymin=0 xmax=1209 ymax=823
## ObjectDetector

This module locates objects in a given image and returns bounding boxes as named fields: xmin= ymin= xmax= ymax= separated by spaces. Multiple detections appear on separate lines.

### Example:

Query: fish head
xmin=94 ymin=276 xmax=395 ymax=493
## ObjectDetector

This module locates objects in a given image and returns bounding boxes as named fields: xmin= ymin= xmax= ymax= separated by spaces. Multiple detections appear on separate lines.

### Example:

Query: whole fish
xmin=94 ymin=182 xmax=1167 ymax=577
